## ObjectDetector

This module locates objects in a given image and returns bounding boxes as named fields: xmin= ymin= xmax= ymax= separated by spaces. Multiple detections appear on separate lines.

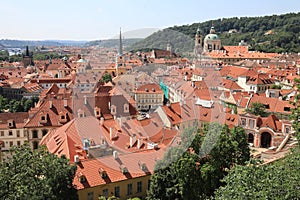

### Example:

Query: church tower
xmin=115 ymin=28 xmax=125 ymax=77
xmin=118 ymin=27 xmax=123 ymax=56
xmin=194 ymin=27 xmax=203 ymax=58
xmin=23 ymin=46 xmax=34 ymax=67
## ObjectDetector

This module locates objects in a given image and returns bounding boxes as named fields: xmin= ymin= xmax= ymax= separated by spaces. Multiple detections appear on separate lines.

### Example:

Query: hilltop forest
xmin=129 ymin=12 xmax=300 ymax=54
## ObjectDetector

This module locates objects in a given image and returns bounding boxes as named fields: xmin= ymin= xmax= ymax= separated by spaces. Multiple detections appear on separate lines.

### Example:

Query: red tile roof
xmin=0 ymin=112 xmax=29 ymax=129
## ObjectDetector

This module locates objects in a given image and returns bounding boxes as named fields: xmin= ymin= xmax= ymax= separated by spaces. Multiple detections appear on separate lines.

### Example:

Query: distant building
xmin=239 ymin=113 xmax=293 ymax=148
xmin=22 ymin=46 xmax=34 ymax=67
xmin=135 ymin=83 xmax=164 ymax=111
xmin=0 ymin=112 xmax=29 ymax=160
xmin=203 ymin=27 xmax=221 ymax=52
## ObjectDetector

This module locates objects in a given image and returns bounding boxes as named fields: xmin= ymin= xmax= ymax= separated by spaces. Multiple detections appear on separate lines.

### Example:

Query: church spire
xmin=25 ymin=45 xmax=29 ymax=56
xmin=119 ymin=27 xmax=123 ymax=55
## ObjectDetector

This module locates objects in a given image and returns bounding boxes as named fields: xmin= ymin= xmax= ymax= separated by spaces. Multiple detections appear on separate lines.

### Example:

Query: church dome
xmin=204 ymin=33 xmax=219 ymax=41
xmin=204 ymin=26 xmax=220 ymax=41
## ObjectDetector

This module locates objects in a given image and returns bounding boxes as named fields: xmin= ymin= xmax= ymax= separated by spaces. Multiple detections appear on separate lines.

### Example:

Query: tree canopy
xmin=130 ymin=12 xmax=300 ymax=54
xmin=147 ymin=124 xmax=250 ymax=200
xmin=214 ymin=147 xmax=300 ymax=200
xmin=102 ymin=73 xmax=113 ymax=83
xmin=245 ymin=102 xmax=269 ymax=117
xmin=0 ymin=144 xmax=78 ymax=200
xmin=0 ymin=95 xmax=39 ymax=113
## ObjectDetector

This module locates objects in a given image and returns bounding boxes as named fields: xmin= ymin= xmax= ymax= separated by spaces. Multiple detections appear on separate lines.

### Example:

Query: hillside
xmin=129 ymin=12 xmax=300 ymax=54
xmin=85 ymin=38 xmax=142 ymax=48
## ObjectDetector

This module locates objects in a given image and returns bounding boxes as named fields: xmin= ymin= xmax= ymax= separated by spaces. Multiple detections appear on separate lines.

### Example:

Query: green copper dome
xmin=204 ymin=33 xmax=220 ymax=41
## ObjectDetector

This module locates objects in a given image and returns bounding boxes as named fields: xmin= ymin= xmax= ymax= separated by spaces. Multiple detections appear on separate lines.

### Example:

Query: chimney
xmin=49 ymin=100 xmax=53 ymax=108
xmin=63 ymin=99 xmax=67 ymax=107
xmin=84 ymin=95 xmax=87 ymax=105
xmin=113 ymin=151 xmax=118 ymax=159
xmin=100 ymin=117 xmax=104 ymax=126
xmin=130 ymin=137 xmax=133 ymax=147
xmin=108 ymin=102 xmax=111 ymax=109
xmin=110 ymin=127 xmax=113 ymax=140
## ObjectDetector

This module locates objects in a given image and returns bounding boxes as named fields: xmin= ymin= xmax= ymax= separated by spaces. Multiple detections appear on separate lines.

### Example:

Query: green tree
xmin=270 ymin=84 xmax=282 ymax=89
xmin=0 ymin=144 xmax=78 ymax=200
xmin=0 ymin=95 xmax=9 ymax=112
xmin=102 ymin=73 xmax=112 ymax=83
xmin=245 ymin=102 xmax=269 ymax=117
xmin=214 ymin=148 xmax=300 ymax=199
xmin=147 ymin=124 xmax=250 ymax=200
xmin=291 ymin=78 xmax=300 ymax=141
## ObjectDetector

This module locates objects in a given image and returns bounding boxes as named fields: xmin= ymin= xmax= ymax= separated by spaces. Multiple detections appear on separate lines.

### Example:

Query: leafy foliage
xmin=130 ymin=12 xmax=300 ymax=54
xmin=291 ymin=78 xmax=300 ymax=141
xmin=245 ymin=102 xmax=269 ymax=117
xmin=101 ymin=73 xmax=113 ymax=83
xmin=0 ymin=95 xmax=39 ymax=113
xmin=0 ymin=144 xmax=78 ymax=200
xmin=214 ymin=148 xmax=300 ymax=199
xmin=86 ymin=38 xmax=142 ymax=48
xmin=33 ymin=52 xmax=62 ymax=60
xmin=147 ymin=124 xmax=250 ymax=200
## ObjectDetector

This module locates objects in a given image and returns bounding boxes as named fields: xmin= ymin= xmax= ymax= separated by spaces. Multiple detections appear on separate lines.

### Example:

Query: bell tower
xmin=194 ymin=27 xmax=202 ymax=58
xmin=23 ymin=46 xmax=34 ymax=67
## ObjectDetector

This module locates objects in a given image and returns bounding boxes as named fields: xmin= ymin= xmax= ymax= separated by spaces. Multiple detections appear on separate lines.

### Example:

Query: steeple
xmin=119 ymin=27 xmax=123 ymax=55
xmin=25 ymin=46 xmax=29 ymax=56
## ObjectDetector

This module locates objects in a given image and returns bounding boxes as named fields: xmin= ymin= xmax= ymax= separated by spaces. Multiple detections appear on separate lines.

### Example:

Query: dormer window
xmin=120 ymin=165 xmax=128 ymax=174
xmin=98 ymin=168 xmax=107 ymax=179
xmin=111 ymin=105 xmax=116 ymax=115
xmin=77 ymin=109 xmax=85 ymax=118
xmin=94 ymin=107 xmax=101 ymax=118
xmin=8 ymin=120 xmax=14 ymax=128
xmin=124 ymin=104 xmax=129 ymax=113
xmin=39 ymin=113 xmax=48 ymax=124
xmin=77 ymin=172 xmax=86 ymax=183
xmin=59 ymin=112 xmax=67 ymax=124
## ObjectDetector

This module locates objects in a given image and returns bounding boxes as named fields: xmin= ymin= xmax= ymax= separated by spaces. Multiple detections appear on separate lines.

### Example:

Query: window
xmin=32 ymin=130 xmax=38 ymax=138
xmin=42 ymin=129 xmax=48 ymax=137
xmin=249 ymin=119 xmax=255 ymax=129
xmin=16 ymin=130 xmax=20 ymax=137
xmin=114 ymin=186 xmax=120 ymax=197
xmin=87 ymin=192 xmax=93 ymax=200
xmin=127 ymin=183 xmax=133 ymax=195
xmin=124 ymin=104 xmax=129 ymax=113
xmin=9 ymin=141 xmax=13 ymax=147
xmin=240 ymin=118 xmax=246 ymax=126
xmin=33 ymin=141 xmax=38 ymax=150
xmin=17 ymin=141 xmax=21 ymax=146
xmin=9 ymin=131 xmax=13 ymax=136
xmin=0 ymin=131 xmax=4 ymax=136
xmin=285 ymin=126 xmax=290 ymax=133
xmin=137 ymin=181 xmax=142 ymax=193
xmin=148 ymin=180 xmax=151 ymax=190
xmin=102 ymin=189 xmax=108 ymax=198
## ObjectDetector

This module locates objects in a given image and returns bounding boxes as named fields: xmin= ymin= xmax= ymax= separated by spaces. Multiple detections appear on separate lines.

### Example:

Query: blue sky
xmin=0 ymin=0 xmax=299 ymax=40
